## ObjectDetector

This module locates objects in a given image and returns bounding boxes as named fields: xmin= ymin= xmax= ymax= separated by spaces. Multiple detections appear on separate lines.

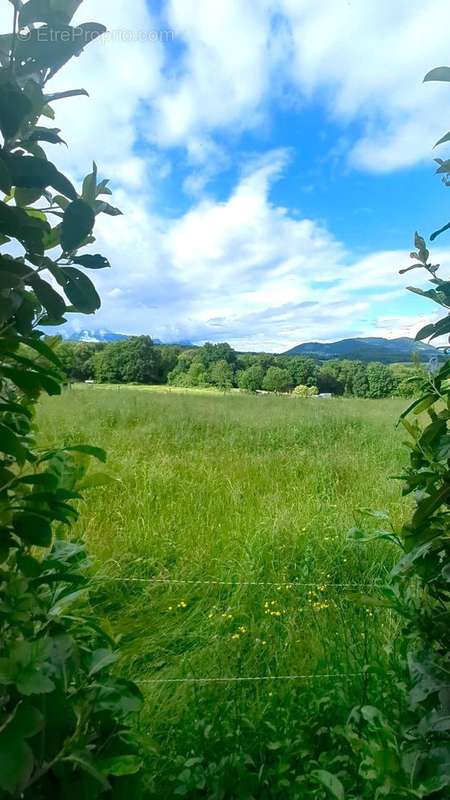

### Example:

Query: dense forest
xmin=56 ymin=335 xmax=421 ymax=398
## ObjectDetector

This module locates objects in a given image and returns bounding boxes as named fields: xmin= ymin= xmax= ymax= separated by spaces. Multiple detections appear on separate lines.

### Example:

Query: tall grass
xmin=37 ymin=387 xmax=409 ymax=796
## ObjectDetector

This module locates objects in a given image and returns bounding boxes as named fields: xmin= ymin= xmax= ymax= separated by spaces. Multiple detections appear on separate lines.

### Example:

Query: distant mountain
xmin=284 ymin=337 xmax=439 ymax=364
xmin=61 ymin=329 xmax=193 ymax=346
xmin=63 ymin=329 xmax=129 ymax=344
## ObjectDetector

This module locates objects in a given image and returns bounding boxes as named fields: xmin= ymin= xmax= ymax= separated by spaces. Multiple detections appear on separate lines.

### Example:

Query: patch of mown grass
xmin=38 ymin=388 xmax=408 ymax=797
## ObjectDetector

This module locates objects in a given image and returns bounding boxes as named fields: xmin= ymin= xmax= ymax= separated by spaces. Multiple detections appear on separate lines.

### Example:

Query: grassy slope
xmin=37 ymin=388 xmax=409 ymax=794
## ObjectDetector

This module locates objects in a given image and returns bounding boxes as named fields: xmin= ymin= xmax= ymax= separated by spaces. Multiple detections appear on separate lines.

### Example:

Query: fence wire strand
xmin=94 ymin=576 xmax=381 ymax=589
xmin=133 ymin=672 xmax=365 ymax=685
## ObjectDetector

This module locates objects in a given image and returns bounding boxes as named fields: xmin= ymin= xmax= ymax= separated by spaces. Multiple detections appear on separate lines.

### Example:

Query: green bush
xmin=293 ymin=384 xmax=319 ymax=397
xmin=0 ymin=2 xmax=142 ymax=796
xmin=348 ymin=69 xmax=450 ymax=795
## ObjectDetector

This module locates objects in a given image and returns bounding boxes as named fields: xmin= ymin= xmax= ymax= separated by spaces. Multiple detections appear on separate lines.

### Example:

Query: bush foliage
xmin=0 ymin=2 xmax=142 ymax=797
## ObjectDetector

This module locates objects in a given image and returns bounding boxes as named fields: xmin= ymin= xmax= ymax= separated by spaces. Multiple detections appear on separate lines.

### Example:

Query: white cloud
xmin=147 ymin=0 xmax=450 ymax=172
xmin=66 ymin=152 xmax=446 ymax=351
xmin=2 ymin=1 xmax=449 ymax=350
xmin=41 ymin=0 xmax=165 ymax=189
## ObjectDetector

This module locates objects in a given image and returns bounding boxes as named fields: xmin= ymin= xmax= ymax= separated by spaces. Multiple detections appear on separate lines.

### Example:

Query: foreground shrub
xmin=0 ymin=2 xmax=142 ymax=796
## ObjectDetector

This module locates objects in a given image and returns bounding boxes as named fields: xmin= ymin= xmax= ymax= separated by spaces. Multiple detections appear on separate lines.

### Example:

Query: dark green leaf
xmin=15 ymin=187 xmax=44 ymax=207
xmin=0 ymin=158 xmax=11 ymax=194
xmin=89 ymin=649 xmax=118 ymax=676
xmin=29 ymin=274 xmax=66 ymax=319
xmin=429 ymin=315 xmax=450 ymax=341
xmin=17 ymin=670 xmax=55 ymax=696
xmin=98 ymin=755 xmax=143 ymax=777
xmin=13 ymin=512 xmax=52 ymax=547
xmin=424 ymin=66 xmax=450 ymax=82
xmin=0 ymin=732 xmax=33 ymax=795
xmin=415 ymin=323 xmax=437 ymax=341
xmin=16 ymin=23 xmax=106 ymax=79
xmin=0 ymin=401 xmax=32 ymax=419
xmin=63 ymin=444 xmax=106 ymax=462
xmin=1 ymin=365 xmax=61 ymax=396
xmin=0 ymin=83 xmax=32 ymax=139
xmin=4 ymin=154 xmax=77 ymax=200
xmin=0 ymin=271 xmax=23 ymax=289
xmin=45 ymin=88 xmax=89 ymax=103
xmin=72 ymin=253 xmax=110 ymax=269
xmin=61 ymin=199 xmax=95 ymax=252
xmin=27 ymin=127 xmax=65 ymax=145
xmin=430 ymin=221 xmax=450 ymax=241
xmin=56 ymin=266 xmax=100 ymax=313
xmin=23 ymin=336 xmax=62 ymax=368
xmin=95 ymin=200 xmax=122 ymax=217
xmin=434 ymin=131 xmax=450 ymax=148
xmin=0 ymin=423 xmax=29 ymax=464
xmin=0 ymin=200 xmax=50 ymax=252
xmin=19 ymin=0 xmax=82 ymax=28
xmin=312 ymin=770 xmax=345 ymax=799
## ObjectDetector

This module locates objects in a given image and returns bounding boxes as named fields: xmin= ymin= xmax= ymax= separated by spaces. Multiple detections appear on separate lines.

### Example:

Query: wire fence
xmin=93 ymin=575 xmax=383 ymax=589
xmin=134 ymin=672 xmax=366 ymax=685
xmin=96 ymin=564 xmax=384 ymax=689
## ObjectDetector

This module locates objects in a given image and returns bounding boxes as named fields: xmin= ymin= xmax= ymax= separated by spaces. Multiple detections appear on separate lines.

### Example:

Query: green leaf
xmin=89 ymin=648 xmax=118 ymax=676
xmin=0 ymin=423 xmax=29 ymax=464
xmin=0 ymin=83 xmax=33 ymax=139
xmin=29 ymin=274 xmax=66 ymax=319
xmin=27 ymin=126 xmax=65 ymax=145
xmin=430 ymin=220 xmax=450 ymax=241
xmin=16 ymin=23 xmax=106 ymax=79
xmin=98 ymin=755 xmax=143 ymax=777
xmin=19 ymin=0 xmax=83 ymax=28
xmin=4 ymin=154 xmax=77 ymax=200
xmin=78 ymin=472 xmax=113 ymax=490
xmin=95 ymin=200 xmax=122 ymax=217
xmin=1 ymin=365 xmax=61 ymax=396
xmin=0 ymin=158 xmax=11 ymax=194
xmin=424 ymin=66 xmax=450 ymax=82
xmin=0 ymin=271 xmax=23 ymax=289
xmin=61 ymin=199 xmax=95 ymax=252
xmin=64 ymin=752 xmax=110 ymax=789
xmin=13 ymin=513 xmax=52 ymax=547
xmin=434 ymin=131 xmax=450 ymax=148
xmin=0 ymin=400 xmax=32 ymax=419
xmin=45 ymin=88 xmax=89 ymax=103
xmin=0 ymin=732 xmax=33 ymax=795
xmin=0 ymin=200 xmax=50 ymax=252
xmin=63 ymin=444 xmax=107 ymax=462
xmin=53 ymin=194 xmax=69 ymax=210
xmin=43 ymin=223 xmax=61 ymax=250
xmin=312 ymin=770 xmax=345 ymax=799
xmin=15 ymin=187 xmax=44 ymax=207
xmin=16 ymin=669 xmax=55 ymax=696
xmin=56 ymin=266 xmax=100 ymax=313
xmin=429 ymin=315 xmax=450 ymax=341
xmin=415 ymin=323 xmax=437 ymax=341
xmin=96 ymin=179 xmax=111 ymax=197
xmin=95 ymin=679 xmax=143 ymax=716
xmin=72 ymin=253 xmax=110 ymax=269
xmin=22 ymin=335 xmax=62 ymax=368
xmin=82 ymin=162 xmax=97 ymax=206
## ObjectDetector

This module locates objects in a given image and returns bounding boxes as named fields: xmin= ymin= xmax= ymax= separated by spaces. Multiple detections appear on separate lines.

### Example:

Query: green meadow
xmin=37 ymin=387 xmax=410 ymax=797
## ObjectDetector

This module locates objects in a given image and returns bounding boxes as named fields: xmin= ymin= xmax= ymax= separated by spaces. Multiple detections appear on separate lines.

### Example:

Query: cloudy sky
xmin=4 ymin=0 xmax=450 ymax=351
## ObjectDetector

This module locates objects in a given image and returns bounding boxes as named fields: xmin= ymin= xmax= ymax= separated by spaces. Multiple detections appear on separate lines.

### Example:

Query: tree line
xmin=56 ymin=336 xmax=422 ymax=398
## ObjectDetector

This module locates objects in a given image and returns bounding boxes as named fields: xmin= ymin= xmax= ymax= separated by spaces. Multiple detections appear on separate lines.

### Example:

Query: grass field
xmin=37 ymin=387 xmax=410 ymax=797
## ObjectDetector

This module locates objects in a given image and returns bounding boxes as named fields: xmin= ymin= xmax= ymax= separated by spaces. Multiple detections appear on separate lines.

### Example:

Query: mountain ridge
xmin=284 ymin=336 xmax=438 ymax=363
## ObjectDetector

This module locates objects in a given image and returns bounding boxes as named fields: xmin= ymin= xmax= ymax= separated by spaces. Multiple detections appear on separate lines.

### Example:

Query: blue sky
xmin=3 ymin=0 xmax=449 ymax=351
